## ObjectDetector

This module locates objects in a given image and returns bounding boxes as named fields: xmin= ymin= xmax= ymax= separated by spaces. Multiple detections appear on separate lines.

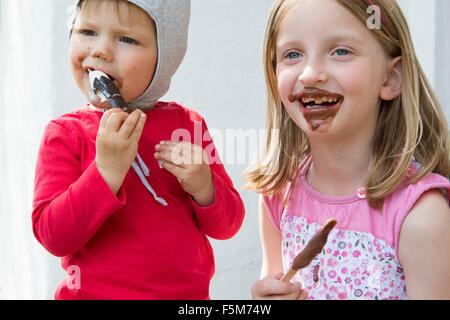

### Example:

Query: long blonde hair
xmin=246 ymin=0 xmax=450 ymax=208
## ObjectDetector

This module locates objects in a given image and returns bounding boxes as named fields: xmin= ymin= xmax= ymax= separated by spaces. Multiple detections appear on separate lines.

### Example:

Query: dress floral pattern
xmin=281 ymin=215 xmax=407 ymax=300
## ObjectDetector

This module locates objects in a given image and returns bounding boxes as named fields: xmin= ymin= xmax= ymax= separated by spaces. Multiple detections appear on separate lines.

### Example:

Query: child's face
xmin=69 ymin=0 xmax=157 ymax=107
xmin=276 ymin=0 xmax=390 ymax=136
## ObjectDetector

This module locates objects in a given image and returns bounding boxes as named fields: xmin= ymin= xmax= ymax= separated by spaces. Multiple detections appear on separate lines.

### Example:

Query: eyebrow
xmin=277 ymin=33 xmax=365 ymax=50
xmin=75 ymin=19 xmax=148 ymax=37
xmin=325 ymin=34 xmax=365 ymax=46
xmin=76 ymin=19 xmax=131 ymax=31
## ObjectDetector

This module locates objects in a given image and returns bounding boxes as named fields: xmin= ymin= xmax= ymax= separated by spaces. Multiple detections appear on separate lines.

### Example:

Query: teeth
xmin=301 ymin=96 xmax=339 ymax=104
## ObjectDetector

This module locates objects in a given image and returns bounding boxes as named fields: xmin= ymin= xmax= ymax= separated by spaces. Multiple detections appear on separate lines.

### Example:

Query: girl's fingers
xmin=297 ymin=289 xmax=309 ymax=300
xmin=273 ymin=272 xmax=284 ymax=280
xmin=254 ymin=276 xmax=301 ymax=297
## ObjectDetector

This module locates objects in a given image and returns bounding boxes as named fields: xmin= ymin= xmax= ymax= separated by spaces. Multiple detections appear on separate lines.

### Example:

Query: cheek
xmin=119 ymin=50 xmax=157 ymax=99
xmin=68 ymin=43 xmax=87 ymax=88
xmin=334 ymin=62 xmax=383 ymax=104
xmin=69 ymin=37 xmax=86 ymax=66
xmin=126 ymin=51 xmax=156 ymax=81
xmin=276 ymin=66 xmax=297 ymax=105
xmin=276 ymin=67 xmax=307 ymax=128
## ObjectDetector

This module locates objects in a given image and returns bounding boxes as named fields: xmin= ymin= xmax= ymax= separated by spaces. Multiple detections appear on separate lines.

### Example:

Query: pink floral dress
xmin=263 ymin=157 xmax=450 ymax=300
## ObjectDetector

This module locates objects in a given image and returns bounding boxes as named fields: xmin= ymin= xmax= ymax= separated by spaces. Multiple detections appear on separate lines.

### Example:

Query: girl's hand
xmin=96 ymin=108 xmax=147 ymax=194
xmin=155 ymin=141 xmax=215 ymax=207
xmin=251 ymin=273 xmax=309 ymax=300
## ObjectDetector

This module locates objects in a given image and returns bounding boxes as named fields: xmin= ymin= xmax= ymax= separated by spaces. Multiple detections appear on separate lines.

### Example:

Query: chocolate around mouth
xmin=288 ymin=87 xmax=344 ymax=105
xmin=288 ymin=88 xmax=344 ymax=131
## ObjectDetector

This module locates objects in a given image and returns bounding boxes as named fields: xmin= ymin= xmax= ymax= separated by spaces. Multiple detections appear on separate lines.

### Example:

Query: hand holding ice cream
xmin=95 ymin=108 xmax=147 ymax=194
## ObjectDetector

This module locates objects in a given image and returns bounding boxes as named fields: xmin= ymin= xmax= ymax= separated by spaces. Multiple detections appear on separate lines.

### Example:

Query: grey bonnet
xmin=71 ymin=0 xmax=191 ymax=109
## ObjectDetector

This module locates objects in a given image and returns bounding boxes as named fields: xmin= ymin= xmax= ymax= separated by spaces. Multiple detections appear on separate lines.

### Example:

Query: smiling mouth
xmin=289 ymin=87 xmax=344 ymax=110
xmin=288 ymin=87 xmax=344 ymax=131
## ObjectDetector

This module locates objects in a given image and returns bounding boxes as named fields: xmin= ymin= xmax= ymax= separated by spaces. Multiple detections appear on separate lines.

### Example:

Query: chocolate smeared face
xmin=69 ymin=0 xmax=157 ymax=111
xmin=289 ymin=88 xmax=344 ymax=131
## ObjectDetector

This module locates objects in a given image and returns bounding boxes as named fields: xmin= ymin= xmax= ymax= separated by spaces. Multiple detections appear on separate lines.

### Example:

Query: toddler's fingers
xmin=129 ymin=112 xmax=147 ymax=141
xmin=155 ymin=141 xmax=187 ymax=153
xmin=180 ymin=143 xmax=208 ymax=165
xmin=155 ymin=143 xmax=183 ymax=155
xmin=154 ymin=150 xmax=186 ymax=168
xmin=159 ymin=160 xmax=184 ymax=179
xmin=99 ymin=109 xmax=117 ymax=130
xmin=106 ymin=110 xmax=128 ymax=132
xmin=120 ymin=110 xmax=143 ymax=139
xmin=155 ymin=142 xmax=205 ymax=166
xmin=156 ymin=141 xmax=188 ymax=151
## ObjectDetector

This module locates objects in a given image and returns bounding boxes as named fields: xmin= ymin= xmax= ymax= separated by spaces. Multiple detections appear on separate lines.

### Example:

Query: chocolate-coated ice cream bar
xmin=282 ymin=219 xmax=337 ymax=282
xmin=88 ymin=70 xmax=136 ymax=113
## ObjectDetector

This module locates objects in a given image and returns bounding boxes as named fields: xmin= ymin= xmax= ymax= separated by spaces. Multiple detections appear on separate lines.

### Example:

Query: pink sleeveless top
xmin=263 ymin=156 xmax=450 ymax=300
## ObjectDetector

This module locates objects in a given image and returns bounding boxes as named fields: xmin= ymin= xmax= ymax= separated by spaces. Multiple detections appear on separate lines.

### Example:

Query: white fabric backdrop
xmin=0 ymin=0 xmax=64 ymax=299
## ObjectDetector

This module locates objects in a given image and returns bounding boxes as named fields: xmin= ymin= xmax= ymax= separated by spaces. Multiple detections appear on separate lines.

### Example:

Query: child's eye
xmin=333 ymin=49 xmax=351 ymax=56
xmin=285 ymin=51 xmax=302 ymax=60
xmin=79 ymin=29 xmax=97 ymax=37
xmin=120 ymin=37 xmax=138 ymax=45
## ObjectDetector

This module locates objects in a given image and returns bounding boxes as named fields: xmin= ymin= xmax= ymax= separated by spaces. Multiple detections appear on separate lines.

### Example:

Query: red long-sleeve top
xmin=32 ymin=102 xmax=245 ymax=300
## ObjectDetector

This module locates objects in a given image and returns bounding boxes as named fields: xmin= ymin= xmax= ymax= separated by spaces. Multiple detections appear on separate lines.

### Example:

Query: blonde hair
xmin=246 ymin=0 xmax=450 ymax=208
xmin=71 ymin=0 xmax=134 ymax=35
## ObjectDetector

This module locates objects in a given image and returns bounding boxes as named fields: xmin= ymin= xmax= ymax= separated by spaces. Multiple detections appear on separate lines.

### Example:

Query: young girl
xmin=247 ymin=0 xmax=450 ymax=300
xmin=32 ymin=0 xmax=244 ymax=299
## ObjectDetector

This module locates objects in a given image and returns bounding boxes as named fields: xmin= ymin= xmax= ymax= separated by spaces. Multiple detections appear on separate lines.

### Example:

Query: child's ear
xmin=380 ymin=57 xmax=402 ymax=101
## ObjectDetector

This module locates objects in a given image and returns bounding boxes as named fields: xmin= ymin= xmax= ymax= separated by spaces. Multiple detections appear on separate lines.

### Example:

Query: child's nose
xmin=90 ymin=39 xmax=113 ymax=62
xmin=298 ymin=65 xmax=328 ymax=86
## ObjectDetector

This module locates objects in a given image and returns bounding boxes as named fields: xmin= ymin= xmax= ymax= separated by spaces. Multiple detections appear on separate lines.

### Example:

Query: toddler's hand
xmin=96 ymin=109 xmax=147 ymax=194
xmin=251 ymin=273 xmax=309 ymax=300
xmin=154 ymin=141 xmax=214 ymax=206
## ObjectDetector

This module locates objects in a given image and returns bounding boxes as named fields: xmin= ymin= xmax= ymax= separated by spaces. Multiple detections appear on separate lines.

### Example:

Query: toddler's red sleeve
xmin=188 ymin=115 xmax=245 ymax=240
xmin=32 ymin=120 xmax=125 ymax=257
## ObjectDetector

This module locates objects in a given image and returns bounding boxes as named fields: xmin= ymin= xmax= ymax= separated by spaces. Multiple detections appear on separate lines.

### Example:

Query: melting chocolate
xmin=282 ymin=219 xmax=337 ymax=282
xmin=289 ymin=88 xmax=344 ymax=131
xmin=89 ymin=70 xmax=136 ymax=113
